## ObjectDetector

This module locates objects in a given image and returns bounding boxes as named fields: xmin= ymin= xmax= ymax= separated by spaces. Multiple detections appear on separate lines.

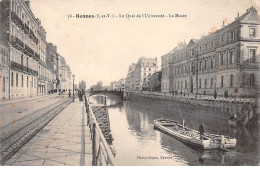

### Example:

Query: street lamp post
xmin=72 ymin=74 xmax=75 ymax=102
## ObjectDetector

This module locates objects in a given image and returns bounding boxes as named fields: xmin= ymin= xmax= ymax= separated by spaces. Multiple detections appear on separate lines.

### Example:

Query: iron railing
xmin=84 ymin=96 xmax=116 ymax=166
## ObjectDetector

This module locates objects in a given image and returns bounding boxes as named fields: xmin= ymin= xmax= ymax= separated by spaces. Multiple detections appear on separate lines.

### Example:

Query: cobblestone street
xmin=5 ymin=99 xmax=92 ymax=166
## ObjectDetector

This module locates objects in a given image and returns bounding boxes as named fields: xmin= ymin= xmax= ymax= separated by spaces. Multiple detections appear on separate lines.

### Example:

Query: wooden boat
xmin=153 ymin=118 xmax=236 ymax=150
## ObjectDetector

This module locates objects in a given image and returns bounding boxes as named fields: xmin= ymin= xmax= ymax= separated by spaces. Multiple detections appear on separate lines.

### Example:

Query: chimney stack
xmin=25 ymin=1 xmax=30 ymax=9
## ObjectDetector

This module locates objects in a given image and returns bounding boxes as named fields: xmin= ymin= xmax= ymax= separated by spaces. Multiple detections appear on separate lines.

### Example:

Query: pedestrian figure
xmin=69 ymin=89 xmax=71 ymax=98
xmin=199 ymin=123 xmax=204 ymax=140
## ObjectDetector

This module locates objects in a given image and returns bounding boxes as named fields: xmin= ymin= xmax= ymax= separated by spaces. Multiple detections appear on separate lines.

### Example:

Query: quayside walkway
xmin=5 ymin=99 xmax=92 ymax=166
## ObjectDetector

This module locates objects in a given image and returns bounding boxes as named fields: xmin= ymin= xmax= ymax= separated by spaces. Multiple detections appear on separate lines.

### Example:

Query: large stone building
xmin=46 ymin=43 xmax=58 ymax=92
xmin=161 ymin=7 xmax=260 ymax=98
xmin=0 ymin=0 xmax=73 ymax=99
xmin=0 ymin=0 xmax=40 ymax=98
xmin=125 ymin=57 xmax=158 ymax=91
xmin=125 ymin=63 xmax=136 ymax=91
xmin=59 ymin=56 xmax=72 ymax=92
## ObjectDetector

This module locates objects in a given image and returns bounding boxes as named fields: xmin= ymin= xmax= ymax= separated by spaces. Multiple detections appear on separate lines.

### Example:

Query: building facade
xmin=0 ymin=0 xmax=40 ymax=99
xmin=125 ymin=63 xmax=136 ymax=91
xmin=125 ymin=57 xmax=158 ymax=91
xmin=46 ymin=43 xmax=58 ymax=92
xmin=59 ymin=56 xmax=72 ymax=92
xmin=0 ymin=0 xmax=73 ymax=99
xmin=162 ymin=7 xmax=260 ymax=98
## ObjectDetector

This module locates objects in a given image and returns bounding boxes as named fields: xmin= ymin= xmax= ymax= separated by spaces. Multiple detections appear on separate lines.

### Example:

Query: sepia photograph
xmin=0 ymin=0 xmax=259 ymax=166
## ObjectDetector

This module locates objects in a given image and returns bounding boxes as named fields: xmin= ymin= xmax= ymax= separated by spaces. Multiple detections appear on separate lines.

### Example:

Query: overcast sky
xmin=30 ymin=0 xmax=259 ymax=87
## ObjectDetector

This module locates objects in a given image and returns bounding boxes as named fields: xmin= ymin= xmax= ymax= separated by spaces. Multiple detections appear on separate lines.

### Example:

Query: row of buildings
xmin=123 ymin=7 xmax=259 ymax=98
xmin=160 ymin=6 xmax=259 ymax=98
xmin=0 ymin=0 xmax=73 ymax=100
xmin=125 ymin=57 xmax=158 ymax=91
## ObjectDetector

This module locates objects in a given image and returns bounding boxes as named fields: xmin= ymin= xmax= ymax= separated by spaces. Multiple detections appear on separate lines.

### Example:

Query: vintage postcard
xmin=0 ymin=0 xmax=259 ymax=166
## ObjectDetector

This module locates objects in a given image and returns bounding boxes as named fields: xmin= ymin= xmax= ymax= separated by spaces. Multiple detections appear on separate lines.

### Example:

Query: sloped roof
xmin=60 ymin=56 xmax=66 ymax=65
xmin=236 ymin=7 xmax=260 ymax=22
xmin=168 ymin=42 xmax=187 ymax=54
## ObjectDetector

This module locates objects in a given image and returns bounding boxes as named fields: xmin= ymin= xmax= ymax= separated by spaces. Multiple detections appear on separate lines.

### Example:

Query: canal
xmin=90 ymin=94 xmax=259 ymax=166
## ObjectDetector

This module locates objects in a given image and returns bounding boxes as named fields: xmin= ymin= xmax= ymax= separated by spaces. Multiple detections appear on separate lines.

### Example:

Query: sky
xmin=30 ymin=0 xmax=259 ymax=87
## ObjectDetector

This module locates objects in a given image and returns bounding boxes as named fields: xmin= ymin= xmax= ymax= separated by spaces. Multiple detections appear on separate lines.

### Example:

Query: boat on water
xmin=153 ymin=118 xmax=236 ymax=150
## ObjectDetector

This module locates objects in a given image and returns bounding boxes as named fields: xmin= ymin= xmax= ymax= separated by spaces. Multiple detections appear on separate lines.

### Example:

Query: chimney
xmin=53 ymin=46 xmax=57 ymax=52
xmin=237 ymin=13 xmax=239 ymax=18
xmin=25 ymin=1 xmax=30 ymax=9
xmin=222 ymin=21 xmax=225 ymax=27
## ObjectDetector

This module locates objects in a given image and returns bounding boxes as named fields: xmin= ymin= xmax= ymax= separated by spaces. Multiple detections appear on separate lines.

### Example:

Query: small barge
xmin=153 ymin=119 xmax=236 ymax=150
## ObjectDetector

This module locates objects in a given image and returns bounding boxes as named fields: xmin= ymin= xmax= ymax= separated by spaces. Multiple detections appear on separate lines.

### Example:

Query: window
xmin=222 ymin=34 xmax=225 ymax=43
xmin=199 ymin=79 xmax=201 ymax=89
xmin=230 ymin=75 xmax=233 ymax=87
xmin=205 ymin=43 xmax=208 ymax=51
xmin=20 ymin=54 xmax=23 ymax=66
xmin=204 ymin=60 xmax=207 ymax=70
xmin=144 ymin=68 xmax=146 ymax=71
xmin=249 ymin=49 xmax=256 ymax=63
xmin=249 ymin=28 xmax=256 ymax=37
xmin=249 ymin=74 xmax=255 ymax=86
xmin=220 ymin=53 xmax=224 ymax=66
xmin=27 ymin=76 xmax=28 ymax=87
xmin=185 ymin=81 xmax=187 ymax=89
xmin=143 ymin=78 xmax=146 ymax=82
xmin=221 ymin=76 xmax=224 ymax=87
xmin=211 ymin=58 xmax=214 ymax=69
xmin=231 ymin=30 xmax=235 ymax=39
xmin=204 ymin=79 xmax=207 ymax=88
xmin=181 ymin=81 xmax=183 ymax=89
xmin=210 ymin=78 xmax=213 ymax=88
xmin=2 ymin=77 xmax=5 ymax=92
xmin=199 ymin=60 xmax=202 ymax=71
xmin=178 ymin=82 xmax=179 ymax=89
xmin=11 ymin=72 xmax=14 ymax=86
xmin=230 ymin=50 xmax=234 ymax=64
xmin=21 ymin=75 xmax=24 ymax=87
xmin=32 ymin=77 xmax=33 ymax=87
xmin=149 ymin=68 xmax=151 ymax=71
xmin=16 ymin=73 xmax=18 ymax=87
xmin=211 ymin=41 xmax=214 ymax=50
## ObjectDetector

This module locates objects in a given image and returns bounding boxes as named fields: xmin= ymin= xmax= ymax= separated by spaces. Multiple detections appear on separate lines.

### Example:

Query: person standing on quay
xmin=199 ymin=123 xmax=204 ymax=140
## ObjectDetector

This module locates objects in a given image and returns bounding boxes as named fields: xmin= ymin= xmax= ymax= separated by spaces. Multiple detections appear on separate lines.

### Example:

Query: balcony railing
xmin=10 ymin=61 xmax=23 ymax=72
xmin=34 ymin=53 xmax=40 ymax=60
xmin=32 ymin=69 xmax=38 ymax=76
xmin=24 ymin=44 xmax=34 ymax=57
xmin=11 ymin=36 xmax=24 ymax=50
xmin=11 ymin=12 xmax=24 ymax=29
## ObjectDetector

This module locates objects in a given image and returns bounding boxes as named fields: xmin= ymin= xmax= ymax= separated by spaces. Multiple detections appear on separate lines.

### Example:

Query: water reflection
xmin=90 ymin=94 xmax=259 ymax=166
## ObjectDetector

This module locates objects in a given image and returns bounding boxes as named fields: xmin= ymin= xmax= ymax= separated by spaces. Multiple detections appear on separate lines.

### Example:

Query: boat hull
xmin=154 ymin=119 xmax=236 ymax=150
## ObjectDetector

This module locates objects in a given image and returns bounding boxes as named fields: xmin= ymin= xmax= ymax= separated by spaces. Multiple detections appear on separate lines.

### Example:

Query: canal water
xmin=90 ymin=95 xmax=259 ymax=166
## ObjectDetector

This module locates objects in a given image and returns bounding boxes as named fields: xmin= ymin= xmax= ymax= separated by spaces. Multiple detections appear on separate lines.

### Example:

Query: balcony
xmin=11 ymin=12 xmax=24 ymax=29
xmin=34 ymin=53 xmax=40 ymax=60
xmin=24 ymin=44 xmax=34 ymax=57
xmin=10 ymin=61 xmax=23 ymax=72
xmin=27 ymin=67 xmax=33 ymax=75
xmin=32 ymin=69 xmax=38 ymax=76
xmin=11 ymin=36 xmax=24 ymax=50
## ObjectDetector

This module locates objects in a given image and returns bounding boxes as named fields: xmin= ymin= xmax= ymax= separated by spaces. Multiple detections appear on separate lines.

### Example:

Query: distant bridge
xmin=88 ymin=90 xmax=124 ymax=100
